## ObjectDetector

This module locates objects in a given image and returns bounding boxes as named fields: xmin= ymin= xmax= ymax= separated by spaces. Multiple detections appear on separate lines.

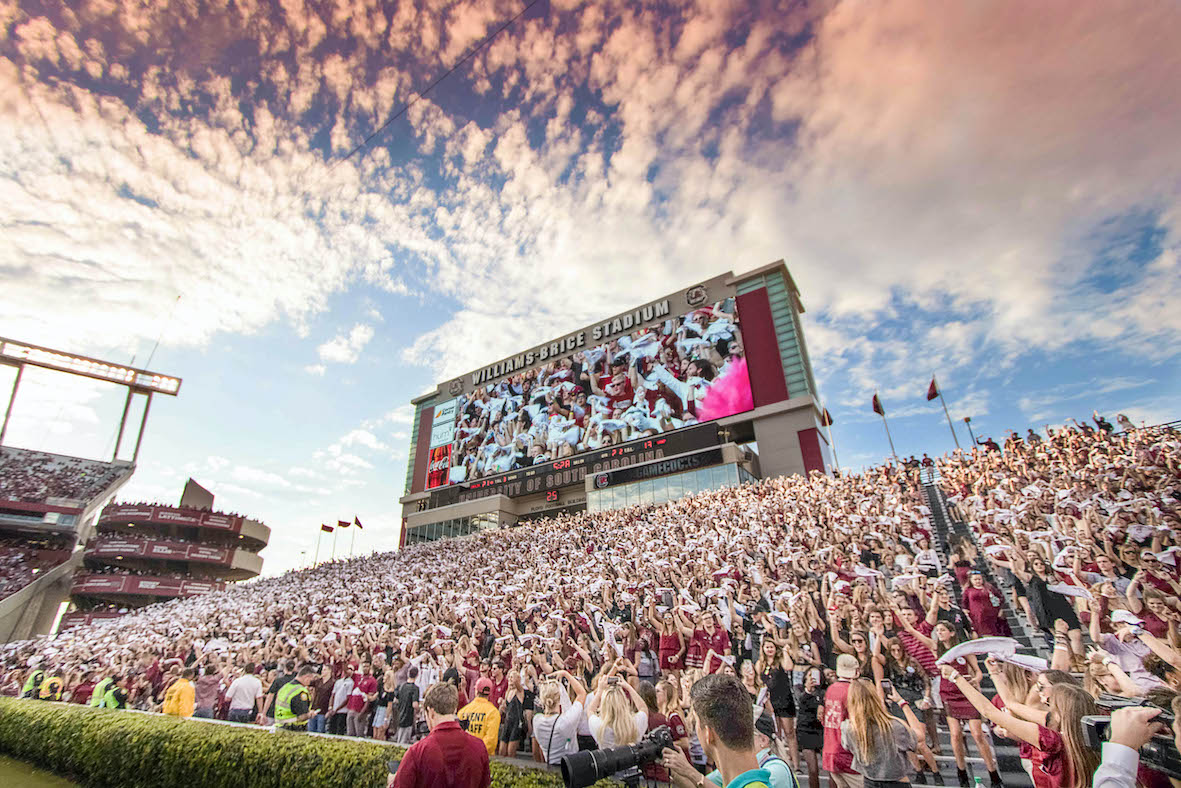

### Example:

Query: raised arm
xmin=940 ymin=665 xmax=1042 ymax=747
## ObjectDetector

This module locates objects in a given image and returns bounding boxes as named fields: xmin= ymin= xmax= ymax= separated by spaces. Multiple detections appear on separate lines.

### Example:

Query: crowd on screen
xmin=0 ymin=448 xmax=129 ymax=503
xmin=451 ymin=299 xmax=750 ymax=484
xmin=1 ymin=418 xmax=1179 ymax=788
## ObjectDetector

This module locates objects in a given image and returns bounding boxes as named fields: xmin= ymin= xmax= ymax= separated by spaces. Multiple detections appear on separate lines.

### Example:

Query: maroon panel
xmin=99 ymin=506 xmax=243 ymax=533
xmin=72 ymin=575 xmax=127 ymax=594
xmin=409 ymin=406 xmax=434 ymax=494
xmin=797 ymin=427 xmax=826 ymax=475
xmin=735 ymin=289 xmax=789 ymax=407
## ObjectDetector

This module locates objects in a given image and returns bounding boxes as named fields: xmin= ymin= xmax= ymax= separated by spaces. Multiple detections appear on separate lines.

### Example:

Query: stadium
xmin=1 ymin=260 xmax=1178 ymax=788
xmin=2 ymin=2 xmax=1179 ymax=788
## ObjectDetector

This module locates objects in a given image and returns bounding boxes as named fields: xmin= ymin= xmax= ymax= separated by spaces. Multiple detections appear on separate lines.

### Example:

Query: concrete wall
xmin=0 ymin=552 xmax=80 ymax=644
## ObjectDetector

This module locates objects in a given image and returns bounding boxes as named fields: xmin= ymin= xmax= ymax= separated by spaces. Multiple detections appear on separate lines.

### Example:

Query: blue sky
xmin=1 ymin=0 xmax=1179 ymax=575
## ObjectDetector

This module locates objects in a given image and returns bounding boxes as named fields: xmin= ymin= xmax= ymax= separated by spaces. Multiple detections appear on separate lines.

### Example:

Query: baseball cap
xmin=754 ymin=709 xmax=777 ymax=740
xmin=474 ymin=678 xmax=494 ymax=696
xmin=836 ymin=654 xmax=859 ymax=680
xmin=1111 ymin=609 xmax=1144 ymax=627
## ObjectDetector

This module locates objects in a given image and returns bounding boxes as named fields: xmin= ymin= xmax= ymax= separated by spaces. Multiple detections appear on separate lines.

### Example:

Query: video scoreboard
xmin=428 ymin=422 xmax=721 ymax=508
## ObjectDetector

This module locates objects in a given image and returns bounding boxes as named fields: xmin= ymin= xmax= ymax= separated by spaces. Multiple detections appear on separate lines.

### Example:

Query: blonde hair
xmin=539 ymin=682 xmax=562 ymax=715
xmin=598 ymin=685 xmax=639 ymax=745
xmin=657 ymin=679 xmax=680 ymax=718
xmin=846 ymin=679 xmax=894 ymax=761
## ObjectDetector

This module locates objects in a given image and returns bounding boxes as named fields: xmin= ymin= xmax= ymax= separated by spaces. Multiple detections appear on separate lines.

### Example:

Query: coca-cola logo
xmin=428 ymin=456 xmax=450 ymax=471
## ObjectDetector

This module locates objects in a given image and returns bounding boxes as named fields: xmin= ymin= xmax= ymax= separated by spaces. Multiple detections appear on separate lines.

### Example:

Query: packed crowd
xmin=0 ymin=537 xmax=73 ymax=600
xmin=0 ymin=448 xmax=131 ymax=503
xmin=451 ymin=298 xmax=750 ymax=483
xmin=2 ymin=420 xmax=1178 ymax=788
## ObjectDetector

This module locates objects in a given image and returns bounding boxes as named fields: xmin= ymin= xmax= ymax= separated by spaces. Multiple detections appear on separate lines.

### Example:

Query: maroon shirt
xmin=487 ymin=677 xmax=508 ymax=709
xmin=393 ymin=720 xmax=490 ymax=788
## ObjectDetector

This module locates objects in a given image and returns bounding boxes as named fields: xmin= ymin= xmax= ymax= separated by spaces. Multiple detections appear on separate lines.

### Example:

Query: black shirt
xmin=396 ymin=682 xmax=420 ymax=728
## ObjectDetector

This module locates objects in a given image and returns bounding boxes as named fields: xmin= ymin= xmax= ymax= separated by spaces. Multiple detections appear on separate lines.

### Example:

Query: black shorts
xmin=771 ymin=688 xmax=796 ymax=718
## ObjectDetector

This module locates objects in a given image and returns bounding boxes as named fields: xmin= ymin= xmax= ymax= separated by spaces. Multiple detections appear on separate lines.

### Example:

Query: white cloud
xmin=303 ymin=364 xmax=326 ymax=376
xmin=316 ymin=324 xmax=375 ymax=364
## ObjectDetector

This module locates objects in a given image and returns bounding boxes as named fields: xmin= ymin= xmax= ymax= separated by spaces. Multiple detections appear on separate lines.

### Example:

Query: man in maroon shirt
xmin=822 ymin=655 xmax=862 ymax=788
xmin=392 ymin=682 xmax=490 ymax=788
xmin=487 ymin=662 xmax=508 ymax=709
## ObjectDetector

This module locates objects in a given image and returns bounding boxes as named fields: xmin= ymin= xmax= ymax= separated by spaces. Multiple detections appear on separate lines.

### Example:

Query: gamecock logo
xmin=448 ymin=379 xmax=464 ymax=396
xmin=686 ymin=285 xmax=708 ymax=306
xmin=594 ymin=473 xmax=610 ymax=489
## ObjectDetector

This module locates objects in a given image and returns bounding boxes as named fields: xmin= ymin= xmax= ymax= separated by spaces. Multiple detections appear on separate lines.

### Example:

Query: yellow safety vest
xmin=275 ymin=681 xmax=309 ymax=728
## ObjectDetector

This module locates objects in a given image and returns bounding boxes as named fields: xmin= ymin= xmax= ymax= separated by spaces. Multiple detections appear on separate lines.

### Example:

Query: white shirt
xmin=225 ymin=674 xmax=263 ymax=711
xmin=533 ymin=700 xmax=584 ymax=765
xmin=331 ymin=676 xmax=353 ymax=712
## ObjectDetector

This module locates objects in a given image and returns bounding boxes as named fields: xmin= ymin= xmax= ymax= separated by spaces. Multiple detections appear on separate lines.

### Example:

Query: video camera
xmin=560 ymin=725 xmax=673 ymax=788
xmin=1083 ymin=694 xmax=1181 ymax=779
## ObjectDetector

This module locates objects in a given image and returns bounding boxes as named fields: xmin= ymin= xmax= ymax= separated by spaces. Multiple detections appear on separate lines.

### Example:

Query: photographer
xmin=660 ymin=673 xmax=783 ymax=788
xmin=531 ymin=670 xmax=587 ymax=765
xmin=1093 ymin=706 xmax=1168 ymax=788
xmin=586 ymin=660 xmax=649 ymax=781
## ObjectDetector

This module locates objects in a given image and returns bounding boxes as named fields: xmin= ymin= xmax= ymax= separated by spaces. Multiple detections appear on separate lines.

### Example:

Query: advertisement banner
xmin=105 ymin=506 xmax=156 ymax=520
xmin=180 ymin=580 xmax=224 ymax=595
xmin=155 ymin=510 xmax=200 ymax=525
xmin=187 ymin=545 xmax=230 ymax=563
xmin=90 ymin=540 xmax=146 ymax=557
xmin=73 ymin=576 xmax=127 ymax=594
xmin=147 ymin=542 xmax=188 ymax=559
xmin=425 ymin=444 xmax=452 ymax=490
xmin=429 ymin=398 xmax=459 ymax=448
xmin=127 ymin=577 xmax=186 ymax=595
xmin=200 ymin=513 xmax=240 ymax=530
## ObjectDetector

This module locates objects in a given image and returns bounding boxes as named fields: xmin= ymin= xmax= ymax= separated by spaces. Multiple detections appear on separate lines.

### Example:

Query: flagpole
xmin=350 ymin=527 xmax=356 ymax=557
xmin=939 ymin=390 xmax=960 ymax=448
xmin=821 ymin=409 xmax=840 ymax=472
xmin=331 ymin=528 xmax=337 ymax=562
xmin=313 ymin=528 xmax=321 ymax=567
xmin=880 ymin=414 xmax=897 ymax=458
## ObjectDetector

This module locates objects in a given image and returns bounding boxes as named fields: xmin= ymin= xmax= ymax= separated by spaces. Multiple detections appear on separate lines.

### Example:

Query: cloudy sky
xmin=1 ymin=0 xmax=1178 ymax=576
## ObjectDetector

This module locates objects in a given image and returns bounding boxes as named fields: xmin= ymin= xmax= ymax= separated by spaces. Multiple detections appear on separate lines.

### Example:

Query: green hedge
xmin=0 ymin=698 xmax=597 ymax=788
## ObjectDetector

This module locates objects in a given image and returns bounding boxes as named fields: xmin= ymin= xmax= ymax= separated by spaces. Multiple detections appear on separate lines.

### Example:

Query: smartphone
xmin=881 ymin=681 xmax=893 ymax=694
xmin=607 ymin=676 xmax=620 ymax=685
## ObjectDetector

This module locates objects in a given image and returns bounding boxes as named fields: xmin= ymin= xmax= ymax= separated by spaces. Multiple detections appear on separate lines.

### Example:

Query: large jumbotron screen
xmin=425 ymin=294 xmax=754 ymax=490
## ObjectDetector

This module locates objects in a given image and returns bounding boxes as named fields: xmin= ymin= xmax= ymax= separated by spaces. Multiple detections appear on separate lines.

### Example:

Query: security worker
xmin=20 ymin=659 xmax=45 ymax=699
xmin=39 ymin=672 xmax=64 ymax=702
xmin=101 ymin=675 xmax=128 ymax=709
xmin=90 ymin=675 xmax=114 ymax=707
xmin=274 ymin=666 xmax=319 ymax=730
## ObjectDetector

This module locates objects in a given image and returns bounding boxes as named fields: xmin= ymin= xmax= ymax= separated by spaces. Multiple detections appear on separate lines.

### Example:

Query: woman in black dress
xmin=795 ymin=668 xmax=825 ymax=788
xmin=1013 ymin=551 xmax=1084 ymax=658
xmin=755 ymin=638 xmax=798 ymax=769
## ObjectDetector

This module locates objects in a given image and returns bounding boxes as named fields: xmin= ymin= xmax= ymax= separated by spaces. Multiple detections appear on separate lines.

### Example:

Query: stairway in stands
xmin=916 ymin=468 xmax=1035 ymax=788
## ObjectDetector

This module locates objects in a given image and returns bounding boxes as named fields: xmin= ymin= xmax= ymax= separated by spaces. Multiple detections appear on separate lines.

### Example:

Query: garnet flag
xmin=821 ymin=409 xmax=834 ymax=427
xmin=927 ymin=377 xmax=939 ymax=401
xmin=337 ymin=519 xmax=350 ymax=529
xmin=354 ymin=516 xmax=363 ymax=530
xmin=320 ymin=524 xmax=333 ymax=533
xmin=872 ymin=393 xmax=885 ymax=416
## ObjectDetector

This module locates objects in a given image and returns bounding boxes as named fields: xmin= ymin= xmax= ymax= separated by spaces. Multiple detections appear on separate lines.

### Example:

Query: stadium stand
xmin=0 ymin=448 xmax=131 ymax=504
xmin=1 ymin=420 xmax=1177 ymax=788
